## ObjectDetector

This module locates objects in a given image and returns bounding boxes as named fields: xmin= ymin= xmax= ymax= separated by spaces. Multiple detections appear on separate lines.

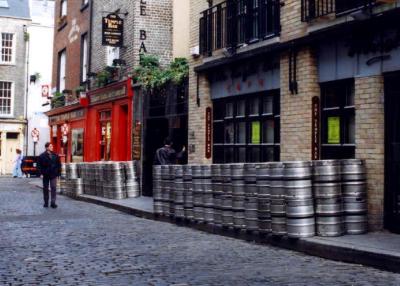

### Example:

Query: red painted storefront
xmin=47 ymin=79 xmax=133 ymax=163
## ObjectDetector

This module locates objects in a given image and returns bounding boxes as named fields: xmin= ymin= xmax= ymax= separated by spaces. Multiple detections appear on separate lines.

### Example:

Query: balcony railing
xmin=301 ymin=0 xmax=376 ymax=22
xmin=199 ymin=0 xmax=280 ymax=57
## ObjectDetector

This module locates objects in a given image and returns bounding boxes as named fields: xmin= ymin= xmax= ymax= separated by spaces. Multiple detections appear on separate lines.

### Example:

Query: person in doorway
xmin=12 ymin=149 xmax=23 ymax=178
xmin=154 ymin=137 xmax=186 ymax=165
xmin=37 ymin=142 xmax=61 ymax=208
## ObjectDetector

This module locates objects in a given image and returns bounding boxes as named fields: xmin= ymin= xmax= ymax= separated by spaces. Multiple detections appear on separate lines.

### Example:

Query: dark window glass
xmin=321 ymin=79 xmax=355 ymax=159
xmin=213 ymin=90 xmax=280 ymax=163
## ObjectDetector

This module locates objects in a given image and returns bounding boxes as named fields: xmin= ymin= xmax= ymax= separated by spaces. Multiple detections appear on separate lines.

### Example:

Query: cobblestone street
xmin=0 ymin=178 xmax=400 ymax=286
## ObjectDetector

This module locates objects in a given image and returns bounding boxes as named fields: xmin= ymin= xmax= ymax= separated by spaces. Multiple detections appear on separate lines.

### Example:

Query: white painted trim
xmin=0 ymin=80 xmax=15 ymax=118
xmin=0 ymin=32 xmax=16 ymax=65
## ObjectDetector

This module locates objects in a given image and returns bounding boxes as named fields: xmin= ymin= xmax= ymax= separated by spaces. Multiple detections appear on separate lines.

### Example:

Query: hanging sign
xmin=41 ymin=85 xmax=50 ymax=97
xmin=31 ymin=128 xmax=40 ymax=143
xmin=328 ymin=117 xmax=340 ymax=144
xmin=61 ymin=123 xmax=69 ymax=135
xmin=205 ymin=107 xmax=212 ymax=159
xmin=311 ymin=96 xmax=320 ymax=160
xmin=102 ymin=13 xmax=124 ymax=47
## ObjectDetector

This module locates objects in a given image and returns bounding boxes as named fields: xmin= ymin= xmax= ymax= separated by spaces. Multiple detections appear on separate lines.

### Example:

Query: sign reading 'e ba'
xmin=102 ymin=13 xmax=123 ymax=47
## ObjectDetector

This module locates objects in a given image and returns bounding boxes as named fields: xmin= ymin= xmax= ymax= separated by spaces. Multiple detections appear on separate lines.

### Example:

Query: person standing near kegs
xmin=12 ymin=149 xmax=23 ymax=178
xmin=37 ymin=142 xmax=61 ymax=208
xmin=154 ymin=137 xmax=186 ymax=165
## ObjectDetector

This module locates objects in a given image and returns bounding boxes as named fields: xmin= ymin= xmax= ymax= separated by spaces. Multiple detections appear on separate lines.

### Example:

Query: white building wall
xmin=26 ymin=0 xmax=54 ymax=156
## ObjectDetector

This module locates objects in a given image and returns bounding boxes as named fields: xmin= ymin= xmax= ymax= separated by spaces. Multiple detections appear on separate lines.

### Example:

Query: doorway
xmin=384 ymin=72 xmax=400 ymax=233
xmin=5 ymin=132 xmax=20 ymax=174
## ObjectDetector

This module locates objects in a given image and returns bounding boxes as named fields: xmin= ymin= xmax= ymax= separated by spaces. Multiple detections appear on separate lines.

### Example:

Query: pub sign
xmin=102 ymin=13 xmax=124 ymax=47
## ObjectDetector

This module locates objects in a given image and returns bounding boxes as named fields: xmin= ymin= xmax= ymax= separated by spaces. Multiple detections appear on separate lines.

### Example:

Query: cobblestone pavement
xmin=1 ymin=177 xmax=400 ymax=286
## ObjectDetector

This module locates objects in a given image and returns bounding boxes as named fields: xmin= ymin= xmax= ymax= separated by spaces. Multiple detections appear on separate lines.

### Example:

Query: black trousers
xmin=43 ymin=177 xmax=57 ymax=205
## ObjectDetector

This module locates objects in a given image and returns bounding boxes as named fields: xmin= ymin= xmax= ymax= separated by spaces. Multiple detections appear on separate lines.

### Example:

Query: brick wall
xmin=280 ymin=0 xmax=308 ymax=42
xmin=187 ymin=0 xmax=213 ymax=164
xmin=280 ymin=46 xmax=319 ymax=161
xmin=0 ymin=17 xmax=30 ymax=118
xmin=355 ymin=76 xmax=385 ymax=231
xmin=51 ymin=0 xmax=90 ymax=92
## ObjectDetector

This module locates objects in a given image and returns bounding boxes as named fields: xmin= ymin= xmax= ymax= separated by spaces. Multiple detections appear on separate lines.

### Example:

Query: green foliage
xmin=24 ymin=32 xmax=29 ymax=42
xmin=51 ymin=91 xmax=65 ymax=109
xmin=96 ymin=69 xmax=112 ymax=87
xmin=74 ymin=86 xmax=85 ymax=94
xmin=133 ymin=54 xmax=189 ymax=90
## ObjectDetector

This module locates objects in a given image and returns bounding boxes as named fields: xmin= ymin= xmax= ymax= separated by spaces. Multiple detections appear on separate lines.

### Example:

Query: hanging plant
xmin=51 ymin=91 xmax=65 ymax=109
xmin=133 ymin=54 xmax=189 ymax=91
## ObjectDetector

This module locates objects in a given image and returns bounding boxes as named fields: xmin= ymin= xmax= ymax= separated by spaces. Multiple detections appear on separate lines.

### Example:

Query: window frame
xmin=57 ymin=48 xmax=67 ymax=92
xmin=106 ymin=46 xmax=120 ymax=66
xmin=0 ymin=32 xmax=16 ymax=65
xmin=320 ymin=79 xmax=355 ymax=159
xmin=213 ymin=89 xmax=280 ymax=163
xmin=80 ymin=32 xmax=88 ymax=84
xmin=0 ymin=81 xmax=14 ymax=117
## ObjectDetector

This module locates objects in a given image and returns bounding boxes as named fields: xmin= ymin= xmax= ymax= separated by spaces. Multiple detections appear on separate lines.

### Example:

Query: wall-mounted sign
xmin=205 ymin=107 xmax=212 ymax=159
xmin=41 ymin=85 xmax=49 ymax=97
xmin=102 ymin=13 xmax=124 ymax=47
xmin=61 ymin=123 xmax=69 ymax=135
xmin=311 ymin=96 xmax=320 ymax=160
xmin=132 ymin=121 xmax=141 ymax=160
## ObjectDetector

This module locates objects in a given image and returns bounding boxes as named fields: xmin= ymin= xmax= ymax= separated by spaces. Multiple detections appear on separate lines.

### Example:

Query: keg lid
xmin=341 ymin=159 xmax=364 ymax=165
xmin=283 ymin=161 xmax=312 ymax=167
xmin=313 ymin=160 xmax=340 ymax=166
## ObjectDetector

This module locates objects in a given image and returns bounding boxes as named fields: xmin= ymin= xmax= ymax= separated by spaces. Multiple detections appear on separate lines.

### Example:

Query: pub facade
xmin=189 ymin=0 xmax=400 ymax=233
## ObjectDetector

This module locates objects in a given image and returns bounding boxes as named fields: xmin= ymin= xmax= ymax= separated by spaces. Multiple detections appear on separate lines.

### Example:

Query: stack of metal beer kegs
xmin=269 ymin=162 xmax=286 ymax=235
xmin=313 ymin=160 xmax=344 ymax=237
xmin=341 ymin=159 xmax=368 ymax=234
xmin=211 ymin=164 xmax=223 ymax=228
xmin=153 ymin=165 xmax=163 ymax=215
xmin=244 ymin=163 xmax=259 ymax=233
xmin=284 ymin=161 xmax=315 ymax=238
xmin=160 ymin=165 xmax=170 ymax=216
xmin=256 ymin=163 xmax=272 ymax=234
xmin=103 ymin=162 xmax=126 ymax=199
xmin=59 ymin=163 xmax=67 ymax=195
xmin=173 ymin=165 xmax=185 ymax=220
xmin=124 ymin=161 xmax=140 ymax=198
xmin=183 ymin=165 xmax=194 ymax=221
xmin=202 ymin=165 xmax=214 ymax=225
xmin=221 ymin=164 xmax=234 ymax=229
xmin=65 ymin=163 xmax=83 ymax=197
xmin=231 ymin=164 xmax=246 ymax=231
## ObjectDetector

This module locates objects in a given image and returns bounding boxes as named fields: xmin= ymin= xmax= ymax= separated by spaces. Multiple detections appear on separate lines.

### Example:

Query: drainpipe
xmin=88 ymin=0 xmax=94 ymax=90
xmin=23 ymin=24 xmax=30 ymax=156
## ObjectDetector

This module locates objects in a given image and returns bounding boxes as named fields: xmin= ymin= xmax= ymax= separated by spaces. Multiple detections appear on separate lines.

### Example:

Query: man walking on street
xmin=38 ymin=142 xmax=61 ymax=208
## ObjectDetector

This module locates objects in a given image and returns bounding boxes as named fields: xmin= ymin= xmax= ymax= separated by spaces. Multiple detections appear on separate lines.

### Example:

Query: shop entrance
xmin=99 ymin=110 xmax=112 ymax=161
xmin=141 ymin=84 xmax=188 ymax=196
xmin=384 ymin=72 xmax=400 ymax=233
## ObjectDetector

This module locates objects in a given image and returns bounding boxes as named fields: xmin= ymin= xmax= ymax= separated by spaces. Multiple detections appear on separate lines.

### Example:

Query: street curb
xmin=63 ymin=192 xmax=400 ymax=274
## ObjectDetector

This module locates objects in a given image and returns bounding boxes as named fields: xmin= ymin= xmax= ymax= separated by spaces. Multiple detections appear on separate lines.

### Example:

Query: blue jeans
xmin=12 ymin=164 xmax=23 ymax=177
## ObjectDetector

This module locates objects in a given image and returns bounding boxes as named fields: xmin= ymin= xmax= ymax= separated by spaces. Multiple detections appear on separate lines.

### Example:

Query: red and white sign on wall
xmin=31 ymin=128 xmax=40 ymax=143
xmin=41 ymin=85 xmax=50 ymax=97
xmin=61 ymin=123 xmax=69 ymax=135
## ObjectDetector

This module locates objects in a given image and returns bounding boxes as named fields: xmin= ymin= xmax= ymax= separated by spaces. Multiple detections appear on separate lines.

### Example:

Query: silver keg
xmin=245 ymin=196 xmax=258 ymax=232
xmin=287 ymin=217 xmax=315 ymax=238
xmin=344 ymin=215 xmax=368 ymax=234
xmin=341 ymin=159 xmax=367 ymax=181
xmin=221 ymin=194 xmax=233 ymax=227
xmin=316 ymin=216 xmax=344 ymax=237
xmin=221 ymin=164 xmax=232 ymax=195
xmin=183 ymin=165 xmax=194 ymax=220
xmin=211 ymin=164 xmax=223 ymax=227
xmin=313 ymin=160 xmax=341 ymax=182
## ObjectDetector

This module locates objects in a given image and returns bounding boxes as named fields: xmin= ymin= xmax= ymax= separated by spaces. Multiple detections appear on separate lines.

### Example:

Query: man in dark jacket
xmin=38 ymin=142 xmax=61 ymax=208
xmin=154 ymin=137 xmax=186 ymax=165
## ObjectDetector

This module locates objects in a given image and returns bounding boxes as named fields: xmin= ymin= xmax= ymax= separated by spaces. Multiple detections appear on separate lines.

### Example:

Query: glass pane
xmin=236 ymin=122 xmax=246 ymax=143
xmin=214 ymin=122 xmax=224 ymax=144
xmin=346 ymin=84 xmax=355 ymax=106
xmin=236 ymin=99 xmax=245 ymax=117
xmin=225 ymin=102 xmax=234 ymax=118
xmin=214 ymin=101 xmax=224 ymax=120
xmin=224 ymin=123 xmax=234 ymax=143
xmin=237 ymin=147 xmax=246 ymax=162
xmin=248 ymin=147 xmax=260 ymax=162
xmin=249 ymin=97 xmax=259 ymax=115
xmin=262 ymin=119 xmax=274 ymax=143
xmin=251 ymin=121 xmax=261 ymax=144
xmin=323 ymin=86 xmax=339 ymax=108
xmin=263 ymin=96 xmax=273 ymax=114
xmin=262 ymin=147 xmax=275 ymax=162
xmin=213 ymin=146 xmax=224 ymax=163
xmin=224 ymin=147 xmax=234 ymax=163
xmin=345 ymin=114 xmax=355 ymax=144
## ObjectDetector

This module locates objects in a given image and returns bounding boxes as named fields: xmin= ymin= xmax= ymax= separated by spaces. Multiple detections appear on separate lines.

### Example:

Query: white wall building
xmin=26 ymin=0 xmax=54 ymax=156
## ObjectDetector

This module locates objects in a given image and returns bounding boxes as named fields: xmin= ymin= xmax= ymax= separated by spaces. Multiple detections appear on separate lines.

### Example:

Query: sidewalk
xmin=33 ymin=178 xmax=400 ymax=274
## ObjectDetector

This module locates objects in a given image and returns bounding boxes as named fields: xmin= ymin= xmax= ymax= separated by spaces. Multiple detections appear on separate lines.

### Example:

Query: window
xmin=106 ymin=46 xmax=119 ymax=66
xmin=60 ymin=0 xmax=67 ymax=17
xmin=213 ymin=90 xmax=280 ymax=163
xmin=58 ymin=49 xmax=66 ymax=92
xmin=80 ymin=33 xmax=88 ymax=83
xmin=1 ymin=33 xmax=14 ymax=64
xmin=0 ymin=0 xmax=9 ymax=8
xmin=0 ymin=81 xmax=12 ymax=115
xmin=82 ymin=0 xmax=89 ymax=6
xmin=321 ymin=79 xmax=355 ymax=159
xmin=71 ymin=129 xmax=84 ymax=162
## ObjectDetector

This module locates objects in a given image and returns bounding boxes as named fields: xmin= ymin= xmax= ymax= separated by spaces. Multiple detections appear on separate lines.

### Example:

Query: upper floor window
xmin=0 ymin=81 xmax=13 ymax=116
xmin=1 ymin=33 xmax=14 ymax=64
xmin=60 ymin=0 xmax=67 ymax=17
xmin=82 ymin=0 xmax=89 ymax=6
xmin=81 ymin=33 xmax=88 ymax=83
xmin=106 ymin=46 xmax=119 ymax=66
xmin=58 ymin=49 xmax=66 ymax=92
xmin=0 ymin=0 xmax=9 ymax=8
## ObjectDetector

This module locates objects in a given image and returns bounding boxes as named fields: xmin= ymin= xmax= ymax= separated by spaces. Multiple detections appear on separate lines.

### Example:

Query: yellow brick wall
xmin=355 ymin=76 xmax=385 ymax=231
xmin=280 ymin=46 xmax=320 ymax=161
xmin=280 ymin=0 xmax=309 ymax=42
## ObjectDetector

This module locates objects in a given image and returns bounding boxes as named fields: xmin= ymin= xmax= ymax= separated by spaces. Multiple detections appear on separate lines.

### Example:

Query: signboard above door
xmin=102 ymin=13 xmax=124 ymax=47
